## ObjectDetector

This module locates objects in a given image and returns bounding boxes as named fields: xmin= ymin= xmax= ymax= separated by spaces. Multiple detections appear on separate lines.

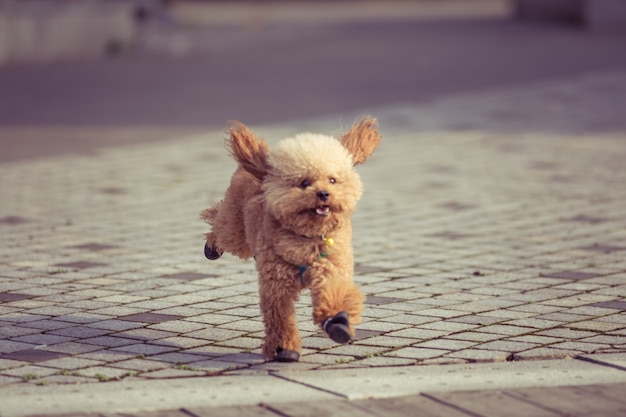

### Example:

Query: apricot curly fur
xmin=201 ymin=117 xmax=381 ymax=360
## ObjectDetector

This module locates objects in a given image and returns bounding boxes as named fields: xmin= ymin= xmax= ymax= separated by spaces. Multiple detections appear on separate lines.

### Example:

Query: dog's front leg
xmin=258 ymin=264 xmax=302 ymax=362
xmin=306 ymin=262 xmax=365 ymax=344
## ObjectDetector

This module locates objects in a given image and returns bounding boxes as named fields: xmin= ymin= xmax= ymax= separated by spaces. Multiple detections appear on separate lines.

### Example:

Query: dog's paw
xmin=204 ymin=243 xmax=223 ymax=260
xmin=275 ymin=348 xmax=300 ymax=362
xmin=323 ymin=311 xmax=351 ymax=344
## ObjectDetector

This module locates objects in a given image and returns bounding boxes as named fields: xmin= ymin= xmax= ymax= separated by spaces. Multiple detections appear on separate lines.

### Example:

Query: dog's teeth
xmin=316 ymin=206 xmax=330 ymax=216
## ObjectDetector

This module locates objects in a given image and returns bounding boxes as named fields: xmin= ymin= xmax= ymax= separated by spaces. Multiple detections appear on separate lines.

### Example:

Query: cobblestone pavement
xmin=1 ymin=68 xmax=626 ymax=387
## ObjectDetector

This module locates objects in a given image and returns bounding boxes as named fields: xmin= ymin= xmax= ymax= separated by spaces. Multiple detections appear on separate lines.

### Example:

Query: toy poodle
xmin=201 ymin=117 xmax=381 ymax=362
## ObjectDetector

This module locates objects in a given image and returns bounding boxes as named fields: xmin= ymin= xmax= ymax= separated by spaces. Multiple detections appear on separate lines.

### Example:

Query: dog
xmin=201 ymin=117 xmax=381 ymax=362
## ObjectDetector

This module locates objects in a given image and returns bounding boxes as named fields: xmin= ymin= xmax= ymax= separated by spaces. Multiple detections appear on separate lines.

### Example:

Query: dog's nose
xmin=316 ymin=190 xmax=330 ymax=201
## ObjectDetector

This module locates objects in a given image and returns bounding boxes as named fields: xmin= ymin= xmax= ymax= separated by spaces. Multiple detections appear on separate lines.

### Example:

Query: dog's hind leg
xmin=201 ymin=168 xmax=258 ymax=260
xmin=201 ymin=204 xmax=224 ymax=260
xmin=258 ymin=266 xmax=302 ymax=361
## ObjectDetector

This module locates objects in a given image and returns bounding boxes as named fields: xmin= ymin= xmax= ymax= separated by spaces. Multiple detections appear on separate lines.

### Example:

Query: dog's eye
xmin=329 ymin=177 xmax=336 ymax=184
xmin=300 ymin=179 xmax=312 ymax=189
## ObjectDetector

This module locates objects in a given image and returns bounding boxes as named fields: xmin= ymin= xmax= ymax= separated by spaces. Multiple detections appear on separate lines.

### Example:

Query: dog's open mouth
xmin=313 ymin=205 xmax=330 ymax=217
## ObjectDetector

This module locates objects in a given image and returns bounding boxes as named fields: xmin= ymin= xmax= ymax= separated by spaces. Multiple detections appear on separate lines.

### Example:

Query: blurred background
xmin=0 ymin=0 xmax=625 ymax=162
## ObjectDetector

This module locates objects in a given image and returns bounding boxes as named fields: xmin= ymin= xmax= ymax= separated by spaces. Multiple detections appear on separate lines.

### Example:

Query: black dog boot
xmin=275 ymin=347 xmax=300 ymax=362
xmin=204 ymin=243 xmax=223 ymax=260
xmin=323 ymin=311 xmax=352 ymax=344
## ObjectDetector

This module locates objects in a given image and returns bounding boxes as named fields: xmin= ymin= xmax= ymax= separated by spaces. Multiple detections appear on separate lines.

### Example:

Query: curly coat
xmin=201 ymin=117 xmax=381 ymax=360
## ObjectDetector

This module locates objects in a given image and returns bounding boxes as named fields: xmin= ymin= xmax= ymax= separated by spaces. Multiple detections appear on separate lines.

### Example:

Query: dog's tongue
xmin=316 ymin=206 xmax=330 ymax=216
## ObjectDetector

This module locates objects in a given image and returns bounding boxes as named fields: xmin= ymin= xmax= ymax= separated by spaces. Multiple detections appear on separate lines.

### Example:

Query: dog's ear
xmin=227 ymin=121 xmax=269 ymax=180
xmin=338 ymin=116 xmax=381 ymax=165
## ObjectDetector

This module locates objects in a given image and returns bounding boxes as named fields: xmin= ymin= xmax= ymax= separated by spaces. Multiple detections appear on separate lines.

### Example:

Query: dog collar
xmin=294 ymin=235 xmax=334 ymax=283
xmin=298 ymin=234 xmax=334 ymax=247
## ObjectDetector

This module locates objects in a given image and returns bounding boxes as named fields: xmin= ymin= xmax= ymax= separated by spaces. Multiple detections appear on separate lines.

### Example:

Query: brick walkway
xmin=1 ymin=69 xmax=625 ymax=393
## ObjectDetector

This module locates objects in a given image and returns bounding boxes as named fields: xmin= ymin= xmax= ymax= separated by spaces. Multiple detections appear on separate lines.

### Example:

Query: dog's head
xmin=227 ymin=117 xmax=381 ymax=237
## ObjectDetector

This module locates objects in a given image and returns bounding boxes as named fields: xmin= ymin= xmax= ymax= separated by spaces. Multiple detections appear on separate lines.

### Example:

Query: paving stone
xmin=114 ymin=328 xmax=178 ymax=341
xmin=598 ymin=314 xmax=626 ymax=324
xmin=148 ymin=320 xmax=207 ymax=333
xmin=449 ymin=315 xmax=504 ymax=326
xmin=34 ymin=374 xmax=96 ymax=385
xmin=109 ymin=358 xmax=169 ymax=372
xmin=410 ymin=308 xmax=469 ymax=319
xmin=213 ymin=352 xmax=266 ymax=365
xmin=86 ymin=320 xmax=146 ymax=331
xmin=75 ymin=351 xmax=135 ymax=363
xmin=545 ymin=294 xmax=617 ymax=308
xmin=568 ymin=321 xmax=625 ymax=332
xmin=187 ymin=345 xmax=248 ymax=357
xmin=445 ymin=349 xmax=511 ymax=362
xmin=568 ymin=306 xmax=621 ymax=316
xmin=119 ymin=313 xmax=182 ymax=324
xmin=477 ymin=325 xmax=538 ymax=337
xmin=352 ymin=329 xmax=385 ymax=341
xmin=549 ymin=341 xmax=612 ymax=353
xmin=386 ymin=328 xmax=449 ymax=340
xmin=418 ymin=320 xmax=479 ymax=333
xmin=73 ymin=366 xmax=134 ymax=380
xmin=580 ymin=335 xmax=626 ymax=345
xmin=184 ymin=328 xmax=248 ymax=342
xmin=0 ymin=326 xmax=42 ymax=338
xmin=39 ymin=342 xmax=104 ymax=355
xmin=186 ymin=314 xmax=242 ymax=326
xmin=140 ymin=367 xmax=206 ymax=379
xmin=55 ymin=313 xmax=113 ymax=324
xmin=380 ymin=314 xmax=441 ymax=326
xmin=186 ymin=359 xmax=247 ymax=372
xmin=512 ymin=347 xmax=577 ymax=360
xmin=0 ymin=292 xmax=34 ymax=302
xmin=36 ymin=357 xmax=103 ymax=371
xmin=356 ymin=321 xmax=408 ymax=332
xmin=0 ymin=349 xmax=67 ymax=363
xmin=412 ymin=339 xmax=477 ymax=351
xmin=11 ymin=333 xmax=75 ymax=346
xmin=501 ymin=318 xmax=562 ymax=330
xmin=540 ymin=271 xmax=601 ymax=280
xmin=111 ymin=343 xmax=179 ymax=356
xmin=474 ymin=340 xmax=539 ymax=352
xmin=322 ymin=344 xmax=388 ymax=358
xmin=153 ymin=336 xmax=213 ymax=349
xmin=1 ymin=313 xmax=52 ymax=324
xmin=301 ymin=336 xmax=339 ymax=350
xmin=391 ymin=347 xmax=449 ymax=360
xmin=508 ymin=335 xmax=564 ymax=345
xmin=365 ymin=295 xmax=405 ymax=305
xmin=298 ymin=353 xmax=353 ymax=365
xmin=0 ymin=358 xmax=28 ymax=370
xmin=535 ymin=312 xmax=592 ymax=323
xmin=162 ymin=272 xmax=218 ymax=281
xmin=356 ymin=336 xmax=418 ymax=348
xmin=536 ymin=328 xmax=598 ymax=339
xmin=592 ymin=300 xmax=626 ymax=310
xmin=146 ymin=352 xmax=205 ymax=365
xmin=217 ymin=319 xmax=265 ymax=333
xmin=351 ymin=355 xmax=417 ymax=367
xmin=445 ymin=332 xmax=505 ymax=343
xmin=0 ymin=375 xmax=26 ymax=385
xmin=479 ymin=310 xmax=536 ymax=320
xmin=82 ymin=336 xmax=140 ymax=348
xmin=1 ymin=364 xmax=59 ymax=379
xmin=22 ymin=319 xmax=79 ymax=331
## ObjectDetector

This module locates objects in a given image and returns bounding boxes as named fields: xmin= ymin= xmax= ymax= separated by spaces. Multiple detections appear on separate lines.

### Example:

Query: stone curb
xmin=1 ymin=356 xmax=625 ymax=417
